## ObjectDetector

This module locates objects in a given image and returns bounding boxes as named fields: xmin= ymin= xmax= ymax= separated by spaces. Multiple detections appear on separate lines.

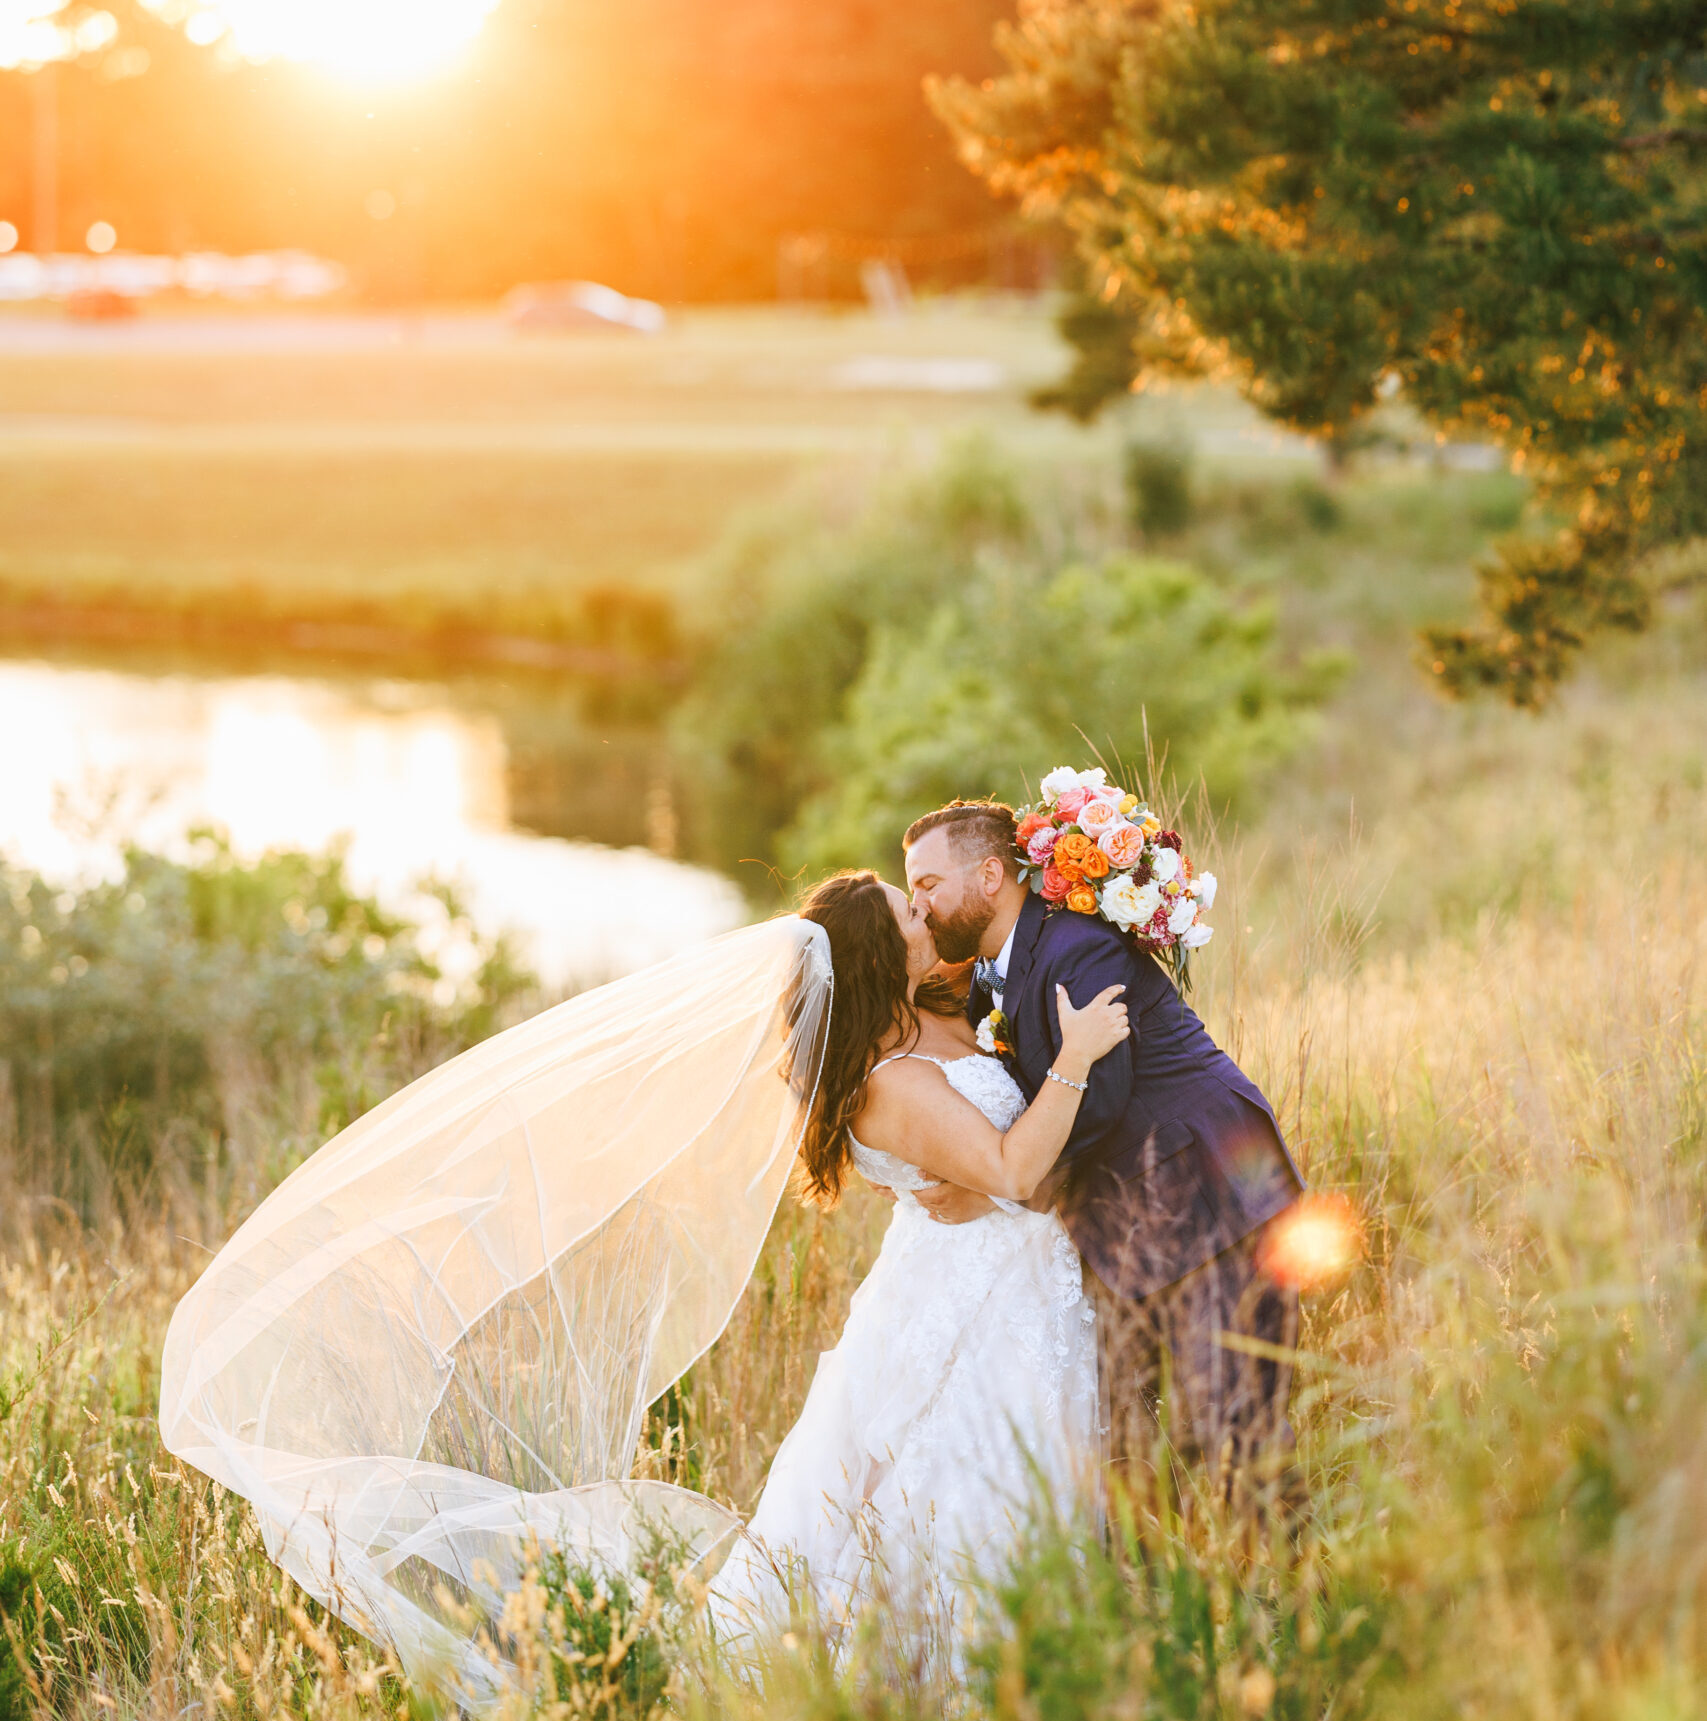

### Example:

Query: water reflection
xmin=0 ymin=660 xmax=744 ymax=989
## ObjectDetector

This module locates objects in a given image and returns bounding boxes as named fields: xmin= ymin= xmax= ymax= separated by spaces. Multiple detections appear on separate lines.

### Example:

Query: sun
xmin=197 ymin=0 xmax=502 ymax=83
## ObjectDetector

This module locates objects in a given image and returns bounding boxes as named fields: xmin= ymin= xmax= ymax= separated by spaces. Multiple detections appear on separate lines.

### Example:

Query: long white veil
xmin=158 ymin=916 xmax=832 ymax=1703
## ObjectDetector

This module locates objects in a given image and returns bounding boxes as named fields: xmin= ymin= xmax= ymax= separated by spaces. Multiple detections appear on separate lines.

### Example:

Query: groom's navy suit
xmin=970 ymin=893 xmax=1303 ymax=1471
xmin=970 ymin=893 xmax=1303 ymax=1301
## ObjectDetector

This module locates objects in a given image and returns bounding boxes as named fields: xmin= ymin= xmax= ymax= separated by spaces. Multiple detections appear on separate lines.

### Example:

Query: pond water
xmin=0 ymin=656 xmax=746 ymax=990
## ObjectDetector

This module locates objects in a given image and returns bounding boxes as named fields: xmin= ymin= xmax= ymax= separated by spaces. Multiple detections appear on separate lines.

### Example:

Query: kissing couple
xmin=708 ymin=787 xmax=1305 ymax=1650
xmin=157 ymin=770 xmax=1305 ymax=1701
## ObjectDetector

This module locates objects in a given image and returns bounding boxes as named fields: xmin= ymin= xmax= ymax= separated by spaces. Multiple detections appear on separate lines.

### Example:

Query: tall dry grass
xmin=4 ymin=656 xmax=1706 ymax=1718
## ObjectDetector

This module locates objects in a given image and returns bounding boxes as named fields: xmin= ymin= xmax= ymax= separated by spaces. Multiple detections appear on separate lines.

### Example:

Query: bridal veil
xmin=158 ymin=916 xmax=832 ymax=1703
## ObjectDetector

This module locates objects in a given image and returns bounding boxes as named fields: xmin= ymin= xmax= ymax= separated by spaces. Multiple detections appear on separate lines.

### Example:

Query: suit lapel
xmin=1000 ymin=893 xmax=1047 ymax=1024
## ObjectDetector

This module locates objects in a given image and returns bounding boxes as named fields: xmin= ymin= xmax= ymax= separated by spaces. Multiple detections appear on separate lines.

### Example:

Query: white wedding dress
xmin=708 ymin=1051 xmax=1101 ymax=1659
xmin=156 ymin=919 xmax=1095 ymax=1705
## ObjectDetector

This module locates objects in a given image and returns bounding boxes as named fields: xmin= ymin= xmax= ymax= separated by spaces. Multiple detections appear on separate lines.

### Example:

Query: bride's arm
xmin=853 ymin=985 xmax=1129 ymax=1201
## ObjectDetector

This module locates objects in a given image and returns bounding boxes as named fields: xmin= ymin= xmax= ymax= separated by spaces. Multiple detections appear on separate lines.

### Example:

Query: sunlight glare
xmin=199 ymin=0 xmax=501 ymax=82
xmin=0 ymin=1 xmax=73 ymax=69
xmin=1259 ymin=1193 xmax=1364 ymax=1291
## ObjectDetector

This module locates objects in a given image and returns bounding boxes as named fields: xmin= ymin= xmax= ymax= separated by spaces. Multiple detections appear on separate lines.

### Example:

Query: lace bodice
xmin=711 ymin=1045 xmax=1099 ymax=1663
xmin=849 ymin=1053 xmax=1026 ymax=1192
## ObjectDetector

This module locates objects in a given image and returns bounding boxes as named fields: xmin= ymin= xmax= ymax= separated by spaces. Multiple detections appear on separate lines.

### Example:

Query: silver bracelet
xmin=1047 ymin=1069 xmax=1089 ymax=1093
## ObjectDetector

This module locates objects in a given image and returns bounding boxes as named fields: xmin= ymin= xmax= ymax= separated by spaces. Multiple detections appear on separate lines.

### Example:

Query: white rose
xmin=1098 ymin=875 xmax=1145 ymax=929
xmin=1180 ymin=923 xmax=1214 ymax=949
xmin=1039 ymin=766 xmax=1082 ymax=800
xmin=1191 ymin=870 xmax=1218 ymax=910
xmin=1167 ymin=894 xmax=1198 ymax=935
xmin=1149 ymin=846 xmax=1181 ymax=884
xmin=975 ymin=1013 xmax=998 ymax=1054
xmin=1135 ymin=879 xmax=1164 ymax=921
xmin=1078 ymin=766 xmax=1109 ymax=790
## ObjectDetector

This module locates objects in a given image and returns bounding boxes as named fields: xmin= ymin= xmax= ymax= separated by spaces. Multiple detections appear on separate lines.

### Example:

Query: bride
xmin=157 ymin=882 xmax=1123 ymax=1704
xmin=709 ymin=869 xmax=1127 ymax=1654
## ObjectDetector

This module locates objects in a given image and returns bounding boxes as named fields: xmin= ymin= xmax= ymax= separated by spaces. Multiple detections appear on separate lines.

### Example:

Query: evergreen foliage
xmin=932 ymin=0 xmax=1707 ymax=702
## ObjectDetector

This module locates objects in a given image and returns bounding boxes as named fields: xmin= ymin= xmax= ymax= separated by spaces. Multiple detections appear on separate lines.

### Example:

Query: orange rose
xmin=1081 ymin=847 xmax=1110 ymax=880
xmin=1066 ymin=883 xmax=1098 ymax=914
xmin=1016 ymin=812 xmax=1048 ymax=847
xmin=1053 ymin=831 xmax=1095 ymax=871
xmin=1098 ymin=822 xmax=1145 ymax=869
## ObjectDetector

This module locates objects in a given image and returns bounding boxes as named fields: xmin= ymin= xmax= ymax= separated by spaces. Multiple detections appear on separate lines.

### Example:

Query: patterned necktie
xmin=974 ymin=956 xmax=1002 ymax=997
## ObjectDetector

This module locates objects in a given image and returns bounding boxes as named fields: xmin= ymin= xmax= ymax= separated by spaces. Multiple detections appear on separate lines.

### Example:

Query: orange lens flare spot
xmin=1260 ymin=1193 xmax=1363 ymax=1291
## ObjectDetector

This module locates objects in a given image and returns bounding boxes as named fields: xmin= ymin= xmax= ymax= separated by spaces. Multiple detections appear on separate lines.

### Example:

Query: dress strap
xmin=870 ymin=1052 xmax=944 ymax=1074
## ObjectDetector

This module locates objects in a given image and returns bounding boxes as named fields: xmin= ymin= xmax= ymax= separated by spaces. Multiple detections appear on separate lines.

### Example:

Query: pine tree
xmin=933 ymin=0 xmax=1707 ymax=703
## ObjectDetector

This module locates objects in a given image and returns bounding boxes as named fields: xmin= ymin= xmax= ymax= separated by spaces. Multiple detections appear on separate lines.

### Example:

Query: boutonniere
xmin=975 ymin=1008 xmax=1013 ymax=1058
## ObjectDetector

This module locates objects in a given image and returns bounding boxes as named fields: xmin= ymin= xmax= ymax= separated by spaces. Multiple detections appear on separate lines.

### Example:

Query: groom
xmin=903 ymin=799 xmax=1305 ymax=1487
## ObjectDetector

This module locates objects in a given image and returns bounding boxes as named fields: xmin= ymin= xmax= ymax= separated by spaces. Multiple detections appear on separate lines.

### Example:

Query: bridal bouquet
xmin=1014 ymin=765 xmax=1215 ymax=983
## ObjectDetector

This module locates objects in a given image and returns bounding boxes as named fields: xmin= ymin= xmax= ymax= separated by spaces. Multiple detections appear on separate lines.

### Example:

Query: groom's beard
xmin=927 ymin=896 xmax=996 ymax=966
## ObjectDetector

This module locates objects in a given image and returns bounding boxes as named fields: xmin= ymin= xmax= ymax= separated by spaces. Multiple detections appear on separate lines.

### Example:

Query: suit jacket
xmin=969 ymin=893 xmax=1303 ymax=1299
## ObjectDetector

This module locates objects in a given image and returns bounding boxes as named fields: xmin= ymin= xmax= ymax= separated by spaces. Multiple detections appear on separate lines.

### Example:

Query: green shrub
xmin=534 ymin=1535 xmax=701 ymax=1719
xmin=781 ymin=554 xmax=1346 ymax=877
xmin=683 ymin=443 xmax=1344 ymax=889
xmin=970 ymin=1514 xmax=1398 ymax=1721
xmin=678 ymin=440 xmax=1032 ymax=886
xmin=1125 ymin=441 xmax=1195 ymax=538
xmin=1289 ymin=477 xmax=1343 ymax=534
xmin=0 ymin=1550 xmax=95 ymax=1721
xmin=0 ymin=836 xmax=533 ymax=1214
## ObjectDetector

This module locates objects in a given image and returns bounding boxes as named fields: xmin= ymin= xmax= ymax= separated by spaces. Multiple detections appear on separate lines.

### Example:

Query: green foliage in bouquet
xmin=932 ymin=0 xmax=1707 ymax=703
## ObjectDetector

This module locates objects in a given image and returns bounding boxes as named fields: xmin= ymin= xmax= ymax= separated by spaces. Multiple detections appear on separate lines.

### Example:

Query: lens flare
xmin=1260 ymin=1193 xmax=1363 ymax=1291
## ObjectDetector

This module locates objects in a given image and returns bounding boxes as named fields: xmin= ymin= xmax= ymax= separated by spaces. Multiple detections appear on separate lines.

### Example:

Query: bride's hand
xmin=1056 ymin=982 xmax=1130 ymax=1067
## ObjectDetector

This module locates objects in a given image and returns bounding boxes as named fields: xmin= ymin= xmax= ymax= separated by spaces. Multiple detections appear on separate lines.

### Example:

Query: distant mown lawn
xmin=0 ymin=306 xmax=1084 ymax=644
xmin=0 ymin=447 xmax=800 ymax=631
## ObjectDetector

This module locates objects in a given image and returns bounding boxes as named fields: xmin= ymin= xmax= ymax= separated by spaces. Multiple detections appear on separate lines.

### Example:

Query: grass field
xmin=0 ymin=305 xmax=1102 ymax=644
xmin=4 ymin=301 xmax=1707 ymax=1718
xmin=4 ymin=645 xmax=1705 ymax=1715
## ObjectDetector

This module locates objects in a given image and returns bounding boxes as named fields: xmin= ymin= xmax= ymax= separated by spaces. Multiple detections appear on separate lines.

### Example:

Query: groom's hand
xmin=914 ymin=1183 xmax=996 ymax=1225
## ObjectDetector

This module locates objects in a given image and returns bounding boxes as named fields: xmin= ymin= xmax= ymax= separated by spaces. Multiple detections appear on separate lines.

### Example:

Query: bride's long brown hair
xmin=796 ymin=870 xmax=960 ymax=1207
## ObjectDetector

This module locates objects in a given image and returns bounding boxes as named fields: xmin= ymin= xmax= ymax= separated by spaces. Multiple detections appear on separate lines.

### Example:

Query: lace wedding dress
xmin=708 ymin=1052 xmax=1101 ymax=1658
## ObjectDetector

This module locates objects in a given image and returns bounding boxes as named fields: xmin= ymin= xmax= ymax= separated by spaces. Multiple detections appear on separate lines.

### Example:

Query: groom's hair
xmin=903 ymin=800 xmax=1020 ymax=876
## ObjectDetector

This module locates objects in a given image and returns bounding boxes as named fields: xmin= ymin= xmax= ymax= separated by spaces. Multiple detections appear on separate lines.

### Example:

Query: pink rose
xmin=1077 ymin=798 xmax=1120 ymax=838
xmin=1026 ymin=825 xmax=1060 ymax=866
xmin=1053 ymin=786 xmax=1092 ymax=820
xmin=1098 ymin=821 xmax=1145 ymax=868
xmin=1040 ymin=865 xmax=1071 ymax=902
